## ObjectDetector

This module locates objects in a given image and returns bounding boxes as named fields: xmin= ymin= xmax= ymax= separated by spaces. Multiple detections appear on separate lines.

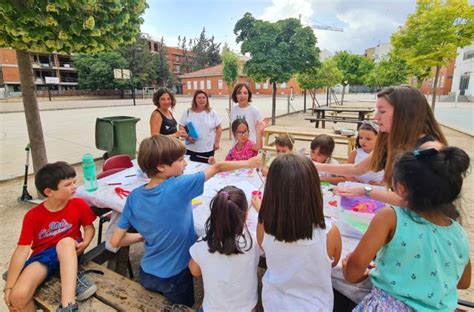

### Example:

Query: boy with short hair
xmin=4 ymin=162 xmax=97 ymax=312
xmin=262 ymin=134 xmax=294 ymax=176
xmin=111 ymin=135 xmax=260 ymax=307
xmin=310 ymin=134 xmax=346 ymax=184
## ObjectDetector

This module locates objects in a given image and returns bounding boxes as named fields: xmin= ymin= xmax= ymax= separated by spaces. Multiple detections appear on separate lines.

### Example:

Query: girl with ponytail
xmin=189 ymin=186 xmax=259 ymax=312
xmin=343 ymin=147 xmax=471 ymax=311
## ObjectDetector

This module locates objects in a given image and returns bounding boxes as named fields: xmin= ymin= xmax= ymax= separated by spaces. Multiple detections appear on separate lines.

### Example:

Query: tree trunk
xmin=271 ymin=82 xmax=277 ymax=125
xmin=303 ymin=89 xmax=306 ymax=113
xmin=16 ymin=50 xmax=48 ymax=175
xmin=431 ymin=65 xmax=440 ymax=112
xmin=341 ymin=84 xmax=346 ymax=105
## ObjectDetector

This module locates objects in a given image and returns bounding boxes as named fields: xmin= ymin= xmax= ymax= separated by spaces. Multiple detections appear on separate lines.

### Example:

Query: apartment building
xmin=451 ymin=44 xmax=474 ymax=99
xmin=0 ymin=48 xmax=78 ymax=93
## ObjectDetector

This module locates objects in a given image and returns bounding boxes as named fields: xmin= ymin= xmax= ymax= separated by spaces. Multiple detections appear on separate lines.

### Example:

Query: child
xmin=347 ymin=121 xmax=384 ymax=184
xmin=253 ymin=153 xmax=342 ymax=311
xmin=4 ymin=162 xmax=97 ymax=312
xmin=188 ymin=186 xmax=259 ymax=311
xmin=310 ymin=134 xmax=345 ymax=184
xmin=230 ymin=83 xmax=263 ymax=142
xmin=110 ymin=135 xmax=260 ymax=307
xmin=262 ymin=134 xmax=294 ymax=176
xmin=225 ymin=118 xmax=265 ymax=161
xmin=343 ymin=147 xmax=471 ymax=311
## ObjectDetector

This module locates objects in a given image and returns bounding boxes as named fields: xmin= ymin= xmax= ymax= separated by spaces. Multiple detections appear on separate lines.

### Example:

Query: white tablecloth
xmin=77 ymin=161 xmax=372 ymax=303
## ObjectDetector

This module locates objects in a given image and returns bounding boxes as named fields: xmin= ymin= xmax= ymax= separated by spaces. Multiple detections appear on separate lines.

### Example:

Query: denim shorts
xmin=139 ymin=267 xmax=194 ymax=307
xmin=24 ymin=245 xmax=60 ymax=279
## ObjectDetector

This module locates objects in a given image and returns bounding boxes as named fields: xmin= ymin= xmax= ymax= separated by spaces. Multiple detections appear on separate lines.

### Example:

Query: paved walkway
xmin=0 ymin=93 xmax=472 ymax=180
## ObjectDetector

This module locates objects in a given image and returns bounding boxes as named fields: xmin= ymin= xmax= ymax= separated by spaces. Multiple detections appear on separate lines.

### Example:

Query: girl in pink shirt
xmin=225 ymin=119 xmax=265 ymax=161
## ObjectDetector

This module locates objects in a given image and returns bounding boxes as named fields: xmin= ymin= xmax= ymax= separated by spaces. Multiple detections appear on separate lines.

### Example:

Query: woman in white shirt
xmin=179 ymin=90 xmax=222 ymax=163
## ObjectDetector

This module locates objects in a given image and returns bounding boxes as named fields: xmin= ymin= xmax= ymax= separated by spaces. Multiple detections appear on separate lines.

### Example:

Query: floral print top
xmin=225 ymin=140 xmax=258 ymax=161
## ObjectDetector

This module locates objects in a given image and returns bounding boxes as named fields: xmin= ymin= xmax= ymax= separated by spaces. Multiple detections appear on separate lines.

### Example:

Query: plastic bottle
xmin=82 ymin=153 xmax=98 ymax=192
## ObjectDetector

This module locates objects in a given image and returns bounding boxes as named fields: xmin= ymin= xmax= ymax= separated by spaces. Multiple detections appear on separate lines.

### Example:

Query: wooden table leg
xmin=107 ymin=246 xmax=130 ymax=277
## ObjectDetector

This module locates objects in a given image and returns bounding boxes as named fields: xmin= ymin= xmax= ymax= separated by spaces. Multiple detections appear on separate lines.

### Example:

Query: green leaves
xmin=0 ymin=0 xmax=147 ymax=53
xmin=332 ymin=51 xmax=374 ymax=85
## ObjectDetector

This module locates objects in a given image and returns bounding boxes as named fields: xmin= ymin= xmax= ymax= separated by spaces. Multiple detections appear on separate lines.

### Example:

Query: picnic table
xmin=263 ymin=125 xmax=356 ymax=162
xmin=76 ymin=161 xmax=374 ymax=304
xmin=306 ymin=106 xmax=375 ymax=129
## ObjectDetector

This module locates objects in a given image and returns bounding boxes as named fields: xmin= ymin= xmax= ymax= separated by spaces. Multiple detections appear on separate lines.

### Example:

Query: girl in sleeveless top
xmin=253 ymin=154 xmax=342 ymax=311
xmin=347 ymin=121 xmax=384 ymax=184
xmin=343 ymin=147 xmax=471 ymax=311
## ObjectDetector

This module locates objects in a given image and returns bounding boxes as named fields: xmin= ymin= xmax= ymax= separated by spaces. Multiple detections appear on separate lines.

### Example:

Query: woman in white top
xmin=253 ymin=154 xmax=342 ymax=311
xmin=230 ymin=83 xmax=263 ymax=142
xmin=179 ymin=90 xmax=222 ymax=163
xmin=347 ymin=121 xmax=384 ymax=184
xmin=189 ymin=186 xmax=259 ymax=312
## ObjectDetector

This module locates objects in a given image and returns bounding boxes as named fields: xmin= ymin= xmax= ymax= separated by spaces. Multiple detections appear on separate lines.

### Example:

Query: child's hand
xmin=178 ymin=129 xmax=188 ymax=139
xmin=75 ymin=241 xmax=88 ymax=255
xmin=208 ymin=156 xmax=216 ymax=165
xmin=251 ymin=194 xmax=262 ymax=212
xmin=246 ymin=155 xmax=262 ymax=169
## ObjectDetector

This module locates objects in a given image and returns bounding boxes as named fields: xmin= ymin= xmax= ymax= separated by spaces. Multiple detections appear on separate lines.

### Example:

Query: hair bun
xmin=441 ymin=146 xmax=470 ymax=176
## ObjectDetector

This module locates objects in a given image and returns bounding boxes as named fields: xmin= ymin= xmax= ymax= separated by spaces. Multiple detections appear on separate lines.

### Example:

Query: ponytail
xmin=203 ymin=186 xmax=252 ymax=255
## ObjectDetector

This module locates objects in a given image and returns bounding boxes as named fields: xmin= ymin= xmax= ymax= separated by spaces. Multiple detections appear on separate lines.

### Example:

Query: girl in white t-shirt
xmin=347 ymin=121 xmax=384 ymax=184
xmin=189 ymin=186 xmax=259 ymax=312
xmin=253 ymin=153 xmax=342 ymax=311
xmin=179 ymin=90 xmax=222 ymax=163
xmin=230 ymin=83 xmax=263 ymax=142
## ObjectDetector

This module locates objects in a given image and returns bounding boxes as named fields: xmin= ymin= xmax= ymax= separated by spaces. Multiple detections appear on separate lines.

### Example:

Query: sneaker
xmin=76 ymin=270 xmax=97 ymax=301
xmin=56 ymin=303 xmax=79 ymax=312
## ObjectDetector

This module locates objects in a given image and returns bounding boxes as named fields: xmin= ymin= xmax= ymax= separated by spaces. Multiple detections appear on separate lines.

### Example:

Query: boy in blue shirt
xmin=111 ymin=135 xmax=260 ymax=307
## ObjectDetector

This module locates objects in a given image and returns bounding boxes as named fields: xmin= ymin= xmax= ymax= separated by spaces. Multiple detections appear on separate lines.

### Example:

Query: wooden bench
xmin=305 ymin=117 xmax=363 ymax=129
xmin=33 ymin=261 xmax=194 ymax=311
xmin=262 ymin=145 xmax=348 ymax=163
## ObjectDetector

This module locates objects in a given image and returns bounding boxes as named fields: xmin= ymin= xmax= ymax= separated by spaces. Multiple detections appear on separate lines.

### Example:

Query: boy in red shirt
xmin=4 ymin=162 xmax=97 ymax=312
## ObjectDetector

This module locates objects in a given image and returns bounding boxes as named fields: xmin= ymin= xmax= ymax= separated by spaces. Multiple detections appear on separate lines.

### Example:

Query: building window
xmin=187 ymin=81 xmax=191 ymax=90
xmin=218 ymin=80 xmax=223 ymax=89
xmin=176 ymin=55 xmax=180 ymax=62
xmin=200 ymin=80 xmax=205 ymax=89
xmin=176 ymin=65 xmax=181 ymax=73
xmin=263 ymin=81 xmax=268 ymax=89
xmin=281 ymin=82 xmax=287 ymax=89
xmin=463 ymin=51 xmax=474 ymax=60
xmin=255 ymin=83 xmax=261 ymax=89
xmin=206 ymin=80 xmax=211 ymax=89
xmin=193 ymin=81 xmax=198 ymax=89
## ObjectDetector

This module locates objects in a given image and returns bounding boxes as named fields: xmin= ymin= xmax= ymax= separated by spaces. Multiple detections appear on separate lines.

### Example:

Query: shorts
xmin=24 ymin=245 xmax=60 ymax=279
xmin=139 ymin=267 xmax=194 ymax=307
xmin=353 ymin=287 xmax=414 ymax=312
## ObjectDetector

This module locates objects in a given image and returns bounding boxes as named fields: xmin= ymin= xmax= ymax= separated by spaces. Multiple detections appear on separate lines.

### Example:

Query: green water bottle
xmin=82 ymin=153 xmax=98 ymax=192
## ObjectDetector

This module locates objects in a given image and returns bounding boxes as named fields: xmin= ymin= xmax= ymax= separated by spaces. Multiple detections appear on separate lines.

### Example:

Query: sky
xmin=141 ymin=0 xmax=418 ymax=55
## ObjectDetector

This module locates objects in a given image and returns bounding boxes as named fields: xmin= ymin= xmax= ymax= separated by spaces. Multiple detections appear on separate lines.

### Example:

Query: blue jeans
xmin=139 ymin=267 xmax=194 ymax=307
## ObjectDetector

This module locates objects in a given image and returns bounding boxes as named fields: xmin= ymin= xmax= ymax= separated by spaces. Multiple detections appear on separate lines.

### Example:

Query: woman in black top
xmin=150 ymin=88 xmax=186 ymax=137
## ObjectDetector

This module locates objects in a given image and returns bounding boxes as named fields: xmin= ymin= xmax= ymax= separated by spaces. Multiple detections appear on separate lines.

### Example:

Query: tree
xmin=177 ymin=36 xmax=193 ymax=73
xmin=296 ymin=58 xmax=342 ymax=107
xmin=74 ymin=52 xmax=128 ymax=90
xmin=152 ymin=37 xmax=173 ymax=87
xmin=333 ymin=51 xmax=374 ymax=104
xmin=365 ymin=53 xmax=410 ymax=87
xmin=222 ymin=46 xmax=240 ymax=138
xmin=392 ymin=0 xmax=474 ymax=111
xmin=0 ymin=0 xmax=146 ymax=175
xmin=189 ymin=28 xmax=222 ymax=71
xmin=119 ymin=36 xmax=155 ymax=91
xmin=234 ymin=13 xmax=320 ymax=124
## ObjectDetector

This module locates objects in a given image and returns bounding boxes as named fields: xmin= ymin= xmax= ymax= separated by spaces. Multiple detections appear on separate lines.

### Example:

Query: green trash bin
xmin=95 ymin=116 xmax=140 ymax=159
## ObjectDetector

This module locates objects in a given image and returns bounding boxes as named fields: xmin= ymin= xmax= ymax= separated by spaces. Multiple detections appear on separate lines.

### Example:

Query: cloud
xmin=259 ymin=0 xmax=416 ymax=54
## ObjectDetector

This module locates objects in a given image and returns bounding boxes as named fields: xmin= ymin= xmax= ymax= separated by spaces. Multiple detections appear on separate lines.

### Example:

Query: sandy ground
xmin=0 ymin=113 xmax=473 ymax=311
